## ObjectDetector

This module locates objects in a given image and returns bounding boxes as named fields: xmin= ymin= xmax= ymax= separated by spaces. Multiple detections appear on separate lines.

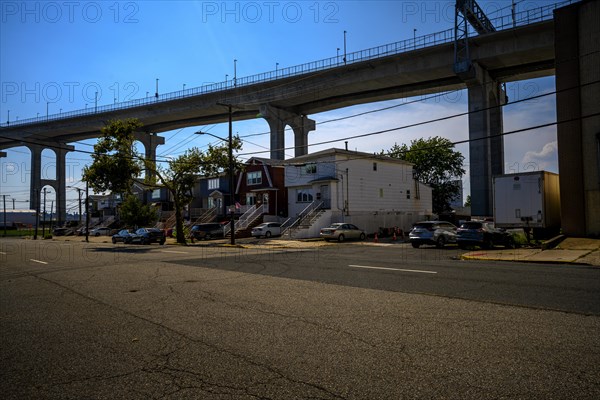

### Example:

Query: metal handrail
xmin=2 ymin=0 xmax=575 ymax=128
xmin=281 ymin=201 xmax=324 ymax=235
xmin=223 ymin=204 xmax=264 ymax=236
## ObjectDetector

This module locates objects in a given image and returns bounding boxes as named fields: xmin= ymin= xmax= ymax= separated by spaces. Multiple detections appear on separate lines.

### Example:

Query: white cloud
xmin=519 ymin=141 xmax=559 ymax=172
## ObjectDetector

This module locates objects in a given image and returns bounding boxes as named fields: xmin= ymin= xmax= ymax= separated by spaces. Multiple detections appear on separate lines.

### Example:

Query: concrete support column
xmin=55 ymin=145 xmax=69 ymax=226
xmin=466 ymin=63 xmax=506 ymax=217
xmin=134 ymin=132 xmax=165 ymax=183
xmin=28 ymin=144 xmax=43 ymax=213
xmin=259 ymin=104 xmax=315 ymax=159
xmin=291 ymin=115 xmax=316 ymax=157
xmin=28 ymin=143 xmax=74 ymax=227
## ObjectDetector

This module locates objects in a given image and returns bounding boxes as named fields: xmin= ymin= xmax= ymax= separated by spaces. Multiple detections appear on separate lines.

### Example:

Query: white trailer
xmin=493 ymin=171 xmax=561 ymax=233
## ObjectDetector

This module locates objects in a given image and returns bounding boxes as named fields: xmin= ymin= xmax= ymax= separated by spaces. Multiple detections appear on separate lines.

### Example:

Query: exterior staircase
xmin=224 ymin=205 xmax=265 ymax=238
xmin=190 ymin=207 xmax=217 ymax=225
xmin=281 ymin=201 xmax=325 ymax=239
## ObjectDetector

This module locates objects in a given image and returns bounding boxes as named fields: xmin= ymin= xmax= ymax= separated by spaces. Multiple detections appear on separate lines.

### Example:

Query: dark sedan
xmin=112 ymin=229 xmax=135 ymax=244
xmin=457 ymin=221 xmax=515 ymax=249
xmin=128 ymin=228 xmax=166 ymax=245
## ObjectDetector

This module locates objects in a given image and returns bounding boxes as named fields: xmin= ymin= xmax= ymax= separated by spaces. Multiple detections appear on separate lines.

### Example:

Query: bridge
xmin=0 ymin=0 xmax=585 ymax=226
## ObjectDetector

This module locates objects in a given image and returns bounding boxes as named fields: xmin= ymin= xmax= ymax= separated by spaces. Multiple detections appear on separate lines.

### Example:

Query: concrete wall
xmin=555 ymin=0 xmax=600 ymax=236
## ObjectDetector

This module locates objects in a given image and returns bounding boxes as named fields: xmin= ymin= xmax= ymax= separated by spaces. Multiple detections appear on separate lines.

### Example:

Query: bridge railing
xmin=2 ymin=0 xmax=576 ymax=128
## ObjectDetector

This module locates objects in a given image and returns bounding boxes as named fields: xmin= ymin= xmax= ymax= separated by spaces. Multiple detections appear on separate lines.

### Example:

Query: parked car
xmin=90 ymin=227 xmax=112 ymax=236
xmin=128 ymin=228 xmax=166 ymax=245
xmin=52 ymin=227 xmax=74 ymax=236
xmin=251 ymin=222 xmax=282 ymax=238
xmin=408 ymin=221 xmax=457 ymax=248
xmin=76 ymin=227 xmax=88 ymax=236
xmin=457 ymin=221 xmax=516 ymax=249
xmin=190 ymin=223 xmax=225 ymax=240
xmin=112 ymin=229 xmax=135 ymax=244
xmin=320 ymin=223 xmax=366 ymax=242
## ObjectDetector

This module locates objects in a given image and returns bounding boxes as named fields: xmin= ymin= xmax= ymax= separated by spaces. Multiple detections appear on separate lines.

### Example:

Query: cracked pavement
xmin=1 ymin=239 xmax=599 ymax=399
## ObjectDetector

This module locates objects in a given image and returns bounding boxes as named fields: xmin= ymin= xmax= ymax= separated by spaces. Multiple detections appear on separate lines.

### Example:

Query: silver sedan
xmin=320 ymin=223 xmax=366 ymax=242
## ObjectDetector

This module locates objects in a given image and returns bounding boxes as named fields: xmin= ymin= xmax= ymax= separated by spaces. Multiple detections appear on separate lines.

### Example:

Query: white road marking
xmin=349 ymin=264 xmax=437 ymax=274
xmin=30 ymin=259 xmax=48 ymax=265
xmin=160 ymin=250 xmax=189 ymax=254
xmin=0 ymin=251 xmax=6 ymax=255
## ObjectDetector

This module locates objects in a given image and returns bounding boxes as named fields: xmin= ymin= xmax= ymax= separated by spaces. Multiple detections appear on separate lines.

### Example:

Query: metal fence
xmin=2 ymin=0 xmax=575 ymax=128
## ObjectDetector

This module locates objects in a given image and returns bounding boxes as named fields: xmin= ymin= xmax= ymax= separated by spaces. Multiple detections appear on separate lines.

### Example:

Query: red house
xmin=235 ymin=157 xmax=288 ymax=219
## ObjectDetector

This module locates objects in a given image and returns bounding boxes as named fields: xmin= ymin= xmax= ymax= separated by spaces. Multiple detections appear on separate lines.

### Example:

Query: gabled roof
xmin=285 ymin=148 xmax=413 ymax=166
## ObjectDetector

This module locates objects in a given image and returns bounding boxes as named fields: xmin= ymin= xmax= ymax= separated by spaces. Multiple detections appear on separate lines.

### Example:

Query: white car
xmin=90 ymin=227 xmax=112 ymax=236
xmin=251 ymin=222 xmax=281 ymax=238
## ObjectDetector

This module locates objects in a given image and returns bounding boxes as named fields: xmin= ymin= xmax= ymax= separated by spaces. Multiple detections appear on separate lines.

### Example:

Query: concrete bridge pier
xmin=259 ymin=105 xmax=316 ymax=160
xmin=465 ymin=62 xmax=506 ymax=217
xmin=28 ymin=142 xmax=75 ymax=227
xmin=134 ymin=132 xmax=165 ymax=181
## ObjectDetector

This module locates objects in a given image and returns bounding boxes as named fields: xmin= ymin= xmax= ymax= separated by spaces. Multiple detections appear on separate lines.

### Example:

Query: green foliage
xmin=83 ymin=119 xmax=142 ymax=194
xmin=198 ymin=135 xmax=244 ymax=177
xmin=119 ymin=194 xmax=158 ymax=228
xmin=464 ymin=194 xmax=472 ymax=207
xmin=386 ymin=137 xmax=465 ymax=214
xmin=83 ymin=119 xmax=245 ymax=244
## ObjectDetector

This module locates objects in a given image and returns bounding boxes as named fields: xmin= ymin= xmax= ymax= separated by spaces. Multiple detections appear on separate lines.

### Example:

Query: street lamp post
xmin=94 ymin=92 xmax=98 ymax=112
xmin=343 ymin=30 xmax=347 ymax=64
xmin=234 ymin=59 xmax=237 ymax=86
xmin=413 ymin=28 xmax=417 ymax=49
xmin=155 ymin=78 xmax=159 ymax=98
xmin=194 ymin=108 xmax=236 ymax=245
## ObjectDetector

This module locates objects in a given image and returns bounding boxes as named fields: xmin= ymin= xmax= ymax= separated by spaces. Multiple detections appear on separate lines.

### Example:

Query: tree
xmin=83 ymin=119 xmax=143 ymax=194
xmin=119 ymin=194 xmax=158 ymax=228
xmin=385 ymin=137 xmax=465 ymax=214
xmin=83 ymin=119 xmax=243 ymax=244
xmin=464 ymin=195 xmax=471 ymax=208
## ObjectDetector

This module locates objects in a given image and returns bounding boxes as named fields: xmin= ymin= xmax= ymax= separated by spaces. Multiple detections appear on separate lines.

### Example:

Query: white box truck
xmin=493 ymin=171 xmax=561 ymax=237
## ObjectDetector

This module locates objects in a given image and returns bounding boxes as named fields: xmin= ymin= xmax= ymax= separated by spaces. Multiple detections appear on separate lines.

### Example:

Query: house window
xmin=152 ymin=189 xmax=161 ymax=199
xmin=304 ymin=163 xmax=317 ymax=174
xmin=247 ymin=171 xmax=262 ymax=185
xmin=296 ymin=189 xmax=313 ymax=203
xmin=373 ymin=162 xmax=377 ymax=171
xmin=246 ymin=194 xmax=256 ymax=205
xmin=208 ymin=178 xmax=219 ymax=190
xmin=406 ymin=190 xmax=411 ymax=199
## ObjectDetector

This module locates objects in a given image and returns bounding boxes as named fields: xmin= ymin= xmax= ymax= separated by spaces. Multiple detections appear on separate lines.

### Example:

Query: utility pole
xmin=42 ymin=188 xmax=47 ymax=237
xmin=34 ymin=188 xmax=40 ymax=240
xmin=85 ymin=180 xmax=89 ymax=243
xmin=228 ymin=105 xmax=235 ymax=245
xmin=49 ymin=200 xmax=54 ymax=231
xmin=2 ymin=194 xmax=7 ymax=237
xmin=68 ymin=186 xmax=84 ymax=224
xmin=78 ymin=189 xmax=82 ymax=224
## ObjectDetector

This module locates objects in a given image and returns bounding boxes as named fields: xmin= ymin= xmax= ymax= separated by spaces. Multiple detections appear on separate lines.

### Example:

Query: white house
xmin=284 ymin=148 xmax=433 ymax=238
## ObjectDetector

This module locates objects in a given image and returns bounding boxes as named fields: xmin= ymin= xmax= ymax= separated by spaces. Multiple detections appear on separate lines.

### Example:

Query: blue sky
xmin=1 ymin=0 xmax=560 ymax=211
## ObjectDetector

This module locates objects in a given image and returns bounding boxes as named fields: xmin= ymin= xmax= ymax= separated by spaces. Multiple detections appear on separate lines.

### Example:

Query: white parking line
xmin=349 ymin=264 xmax=437 ymax=274
xmin=0 ymin=251 xmax=6 ymax=255
xmin=30 ymin=259 xmax=48 ymax=265
xmin=160 ymin=250 xmax=189 ymax=254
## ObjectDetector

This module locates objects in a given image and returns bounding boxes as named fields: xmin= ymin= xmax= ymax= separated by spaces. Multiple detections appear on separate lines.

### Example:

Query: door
xmin=320 ymin=185 xmax=330 ymax=208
